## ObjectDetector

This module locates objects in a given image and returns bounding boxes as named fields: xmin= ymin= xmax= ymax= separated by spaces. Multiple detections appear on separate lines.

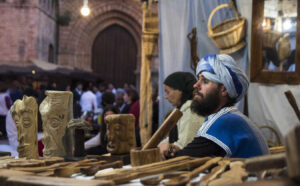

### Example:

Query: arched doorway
xmin=92 ymin=24 xmax=138 ymax=87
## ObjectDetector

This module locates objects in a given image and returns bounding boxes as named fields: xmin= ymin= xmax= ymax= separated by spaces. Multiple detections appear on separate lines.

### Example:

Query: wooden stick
xmin=142 ymin=109 xmax=182 ymax=150
xmin=244 ymin=153 xmax=286 ymax=172
xmin=284 ymin=90 xmax=300 ymax=121
xmin=80 ymin=160 xmax=123 ymax=176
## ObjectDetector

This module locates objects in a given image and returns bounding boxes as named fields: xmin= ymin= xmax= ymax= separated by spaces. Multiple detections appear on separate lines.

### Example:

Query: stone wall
xmin=0 ymin=0 xmax=57 ymax=65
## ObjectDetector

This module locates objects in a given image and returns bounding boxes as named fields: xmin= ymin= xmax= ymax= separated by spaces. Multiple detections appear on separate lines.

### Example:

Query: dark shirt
xmin=175 ymin=136 xmax=226 ymax=157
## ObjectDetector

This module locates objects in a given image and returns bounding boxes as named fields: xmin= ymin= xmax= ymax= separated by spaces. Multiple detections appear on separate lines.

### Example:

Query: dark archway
xmin=92 ymin=24 xmax=137 ymax=87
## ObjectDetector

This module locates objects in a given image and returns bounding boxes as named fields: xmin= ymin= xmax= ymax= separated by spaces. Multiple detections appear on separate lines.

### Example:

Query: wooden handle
xmin=142 ymin=109 xmax=182 ymax=150
xmin=80 ymin=160 xmax=123 ymax=176
xmin=285 ymin=90 xmax=300 ymax=121
xmin=244 ymin=153 xmax=286 ymax=172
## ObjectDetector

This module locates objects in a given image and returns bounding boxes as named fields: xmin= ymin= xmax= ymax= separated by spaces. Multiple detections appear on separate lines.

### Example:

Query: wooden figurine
xmin=10 ymin=96 xmax=39 ymax=159
xmin=105 ymin=114 xmax=136 ymax=155
xmin=40 ymin=91 xmax=73 ymax=157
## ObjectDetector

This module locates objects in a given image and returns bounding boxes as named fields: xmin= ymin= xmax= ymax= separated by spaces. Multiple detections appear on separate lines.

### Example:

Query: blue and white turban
xmin=196 ymin=54 xmax=249 ymax=102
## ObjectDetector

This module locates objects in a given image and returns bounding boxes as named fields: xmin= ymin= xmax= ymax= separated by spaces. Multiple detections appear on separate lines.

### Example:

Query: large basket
xmin=207 ymin=3 xmax=246 ymax=54
xmin=263 ymin=29 xmax=282 ymax=49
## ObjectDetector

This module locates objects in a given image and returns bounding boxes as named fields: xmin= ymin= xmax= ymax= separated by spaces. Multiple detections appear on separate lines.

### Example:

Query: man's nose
xmin=193 ymin=81 xmax=201 ymax=89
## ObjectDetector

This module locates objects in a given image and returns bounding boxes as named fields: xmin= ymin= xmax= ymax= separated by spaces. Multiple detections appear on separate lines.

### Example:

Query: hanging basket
xmin=207 ymin=3 xmax=247 ymax=54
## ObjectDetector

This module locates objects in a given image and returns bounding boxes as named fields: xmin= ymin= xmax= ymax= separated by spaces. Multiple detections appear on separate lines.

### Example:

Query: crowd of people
xmin=0 ymin=53 xmax=270 ymax=159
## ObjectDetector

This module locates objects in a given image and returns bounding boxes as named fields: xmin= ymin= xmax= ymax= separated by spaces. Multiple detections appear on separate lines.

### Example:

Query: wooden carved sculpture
xmin=10 ymin=96 xmax=39 ymax=159
xmin=105 ymin=114 xmax=136 ymax=155
xmin=40 ymin=91 xmax=73 ymax=157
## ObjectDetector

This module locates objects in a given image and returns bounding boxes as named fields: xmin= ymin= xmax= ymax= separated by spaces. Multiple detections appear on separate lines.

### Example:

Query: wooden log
xmin=285 ymin=125 xmax=300 ymax=183
xmin=130 ymin=147 xmax=160 ymax=167
xmin=142 ymin=109 xmax=182 ymax=150
xmin=244 ymin=153 xmax=286 ymax=172
xmin=4 ymin=175 xmax=114 ymax=186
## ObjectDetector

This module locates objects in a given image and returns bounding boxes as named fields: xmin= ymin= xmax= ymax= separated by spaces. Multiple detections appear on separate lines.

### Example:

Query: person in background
xmin=151 ymin=82 xmax=159 ymax=135
xmin=73 ymin=82 xmax=83 ymax=118
xmin=85 ymin=106 xmax=120 ymax=155
xmin=80 ymin=84 xmax=97 ymax=114
xmin=0 ymin=87 xmax=12 ymax=139
xmin=175 ymin=54 xmax=269 ymax=158
xmin=123 ymin=88 xmax=140 ymax=147
xmin=108 ymin=83 xmax=116 ymax=94
xmin=93 ymin=84 xmax=102 ymax=109
xmin=159 ymin=72 xmax=204 ymax=160
xmin=114 ymin=89 xmax=126 ymax=113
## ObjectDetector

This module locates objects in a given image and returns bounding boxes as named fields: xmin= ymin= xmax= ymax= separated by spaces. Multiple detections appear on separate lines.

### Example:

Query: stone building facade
xmin=0 ymin=0 xmax=158 ymax=87
xmin=0 ymin=0 xmax=57 ymax=66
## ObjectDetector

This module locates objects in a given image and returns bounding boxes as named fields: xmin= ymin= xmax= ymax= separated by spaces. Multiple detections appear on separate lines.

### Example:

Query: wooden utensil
xmin=200 ymin=160 xmax=230 ymax=185
xmin=208 ymin=161 xmax=248 ymax=186
xmin=142 ymin=109 xmax=182 ymax=150
xmin=95 ymin=156 xmax=210 ymax=184
xmin=163 ymin=157 xmax=222 ymax=186
xmin=80 ymin=160 xmax=123 ymax=176
xmin=140 ymin=172 xmax=183 ymax=185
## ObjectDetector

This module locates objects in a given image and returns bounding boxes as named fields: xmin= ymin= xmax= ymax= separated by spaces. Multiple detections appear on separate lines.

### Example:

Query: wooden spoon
xmin=163 ymin=157 xmax=222 ymax=186
xmin=141 ymin=172 xmax=184 ymax=185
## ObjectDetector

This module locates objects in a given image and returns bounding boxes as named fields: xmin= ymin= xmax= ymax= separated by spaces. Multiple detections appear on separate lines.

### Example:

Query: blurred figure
xmin=92 ymin=85 xmax=102 ymax=109
xmin=101 ymin=92 xmax=115 ymax=108
xmin=5 ymin=110 xmax=18 ymax=156
xmin=73 ymin=82 xmax=83 ymax=118
xmin=123 ymin=88 xmax=140 ymax=147
xmin=85 ymin=106 xmax=120 ymax=155
xmin=114 ymin=90 xmax=126 ymax=113
xmin=0 ymin=87 xmax=12 ymax=139
xmin=80 ymin=84 xmax=97 ymax=114
xmin=108 ymin=83 xmax=116 ymax=94
xmin=9 ymin=82 xmax=23 ymax=103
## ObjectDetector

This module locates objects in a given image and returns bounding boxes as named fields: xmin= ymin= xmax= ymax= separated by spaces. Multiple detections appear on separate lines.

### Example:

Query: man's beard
xmin=191 ymin=87 xmax=221 ymax=117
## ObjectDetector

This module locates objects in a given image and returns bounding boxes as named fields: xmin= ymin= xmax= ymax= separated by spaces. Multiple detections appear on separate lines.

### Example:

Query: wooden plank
xmin=142 ymin=109 xmax=182 ymax=150
xmin=244 ymin=153 xmax=286 ymax=172
xmin=0 ymin=169 xmax=34 ymax=186
xmin=285 ymin=125 xmax=300 ymax=183
xmin=4 ymin=175 xmax=114 ymax=186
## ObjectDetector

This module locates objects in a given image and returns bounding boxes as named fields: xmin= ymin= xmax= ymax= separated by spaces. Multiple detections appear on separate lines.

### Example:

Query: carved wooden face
xmin=105 ymin=114 xmax=136 ymax=155
xmin=10 ymin=96 xmax=39 ymax=159
xmin=18 ymin=96 xmax=37 ymax=129
xmin=40 ymin=91 xmax=71 ymax=157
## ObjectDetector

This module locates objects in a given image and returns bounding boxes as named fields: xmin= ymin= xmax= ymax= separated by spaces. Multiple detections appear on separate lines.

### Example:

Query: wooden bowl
xmin=130 ymin=147 xmax=160 ymax=167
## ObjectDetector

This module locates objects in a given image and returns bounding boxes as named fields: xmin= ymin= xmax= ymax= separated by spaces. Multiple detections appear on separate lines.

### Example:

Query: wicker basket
xmin=207 ymin=3 xmax=246 ymax=54
xmin=263 ymin=30 xmax=282 ymax=49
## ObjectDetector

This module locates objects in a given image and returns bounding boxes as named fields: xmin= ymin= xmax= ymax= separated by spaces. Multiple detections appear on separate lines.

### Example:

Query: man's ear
xmin=220 ymin=85 xmax=228 ymax=97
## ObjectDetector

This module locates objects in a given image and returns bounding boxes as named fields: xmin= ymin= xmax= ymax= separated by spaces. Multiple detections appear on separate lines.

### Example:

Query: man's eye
xmin=203 ymin=79 xmax=209 ymax=84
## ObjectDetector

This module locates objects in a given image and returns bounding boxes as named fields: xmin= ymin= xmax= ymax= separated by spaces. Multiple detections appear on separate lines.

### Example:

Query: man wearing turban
xmin=175 ymin=54 xmax=269 ymax=158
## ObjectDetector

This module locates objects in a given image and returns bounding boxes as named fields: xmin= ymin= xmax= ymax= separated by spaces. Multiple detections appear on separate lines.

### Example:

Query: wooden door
xmin=92 ymin=25 xmax=137 ymax=87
